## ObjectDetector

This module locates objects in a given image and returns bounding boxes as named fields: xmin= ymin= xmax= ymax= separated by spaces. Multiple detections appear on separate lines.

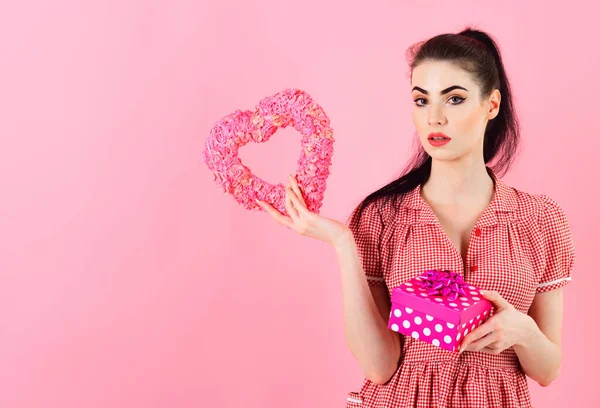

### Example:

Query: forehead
xmin=411 ymin=60 xmax=475 ymax=90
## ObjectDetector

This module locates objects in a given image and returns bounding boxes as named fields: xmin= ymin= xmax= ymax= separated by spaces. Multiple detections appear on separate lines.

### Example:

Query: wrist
xmin=516 ymin=314 xmax=537 ymax=348
xmin=332 ymin=228 xmax=354 ymax=250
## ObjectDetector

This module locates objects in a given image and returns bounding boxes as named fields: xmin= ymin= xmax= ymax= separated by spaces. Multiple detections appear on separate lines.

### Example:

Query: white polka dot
xmin=419 ymin=288 xmax=426 ymax=291
xmin=471 ymin=325 xmax=475 ymax=330
xmin=470 ymin=291 xmax=478 ymax=295
xmin=405 ymin=307 xmax=413 ymax=314
xmin=444 ymin=335 xmax=452 ymax=344
xmin=435 ymin=298 xmax=443 ymax=302
xmin=403 ymin=320 xmax=411 ymax=329
xmin=423 ymin=328 xmax=431 ymax=336
xmin=472 ymin=296 xmax=481 ymax=301
xmin=459 ymin=297 xmax=468 ymax=301
xmin=426 ymin=315 xmax=434 ymax=321
xmin=484 ymin=311 xmax=488 ymax=315
xmin=456 ymin=332 xmax=462 ymax=341
xmin=435 ymin=324 xmax=443 ymax=333
xmin=478 ymin=321 xmax=483 ymax=326
xmin=449 ymin=303 xmax=458 ymax=307
xmin=447 ymin=322 xmax=455 ymax=329
xmin=468 ymin=286 xmax=476 ymax=290
xmin=414 ymin=316 xmax=422 ymax=325
xmin=462 ymin=302 xmax=470 ymax=307
xmin=420 ymin=293 xmax=428 ymax=297
xmin=394 ymin=309 xmax=402 ymax=317
xmin=412 ymin=331 xmax=419 ymax=339
xmin=406 ymin=288 xmax=414 ymax=292
xmin=432 ymin=339 xmax=440 ymax=347
xmin=462 ymin=323 xmax=467 ymax=328
xmin=464 ymin=328 xmax=469 ymax=336
xmin=477 ymin=315 xmax=481 ymax=320
xmin=404 ymin=282 xmax=413 ymax=286
xmin=391 ymin=324 xmax=399 ymax=331
xmin=469 ymin=319 xmax=474 ymax=324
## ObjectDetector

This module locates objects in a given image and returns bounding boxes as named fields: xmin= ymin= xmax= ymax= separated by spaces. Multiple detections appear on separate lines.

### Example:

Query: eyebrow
xmin=411 ymin=85 xmax=469 ymax=95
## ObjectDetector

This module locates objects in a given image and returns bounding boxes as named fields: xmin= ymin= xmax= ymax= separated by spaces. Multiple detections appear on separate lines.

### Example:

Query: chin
xmin=428 ymin=150 xmax=466 ymax=163
xmin=422 ymin=145 xmax=452 ymax=159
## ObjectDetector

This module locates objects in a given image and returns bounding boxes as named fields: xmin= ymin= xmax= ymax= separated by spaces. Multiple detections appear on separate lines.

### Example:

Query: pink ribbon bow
xmin=418 ymin=270 xmax=469 ymax=301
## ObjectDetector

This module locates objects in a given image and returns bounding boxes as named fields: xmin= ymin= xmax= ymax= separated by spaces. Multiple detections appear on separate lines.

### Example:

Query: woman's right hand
xmin=256 ymin=174 xmax=353 ymax=247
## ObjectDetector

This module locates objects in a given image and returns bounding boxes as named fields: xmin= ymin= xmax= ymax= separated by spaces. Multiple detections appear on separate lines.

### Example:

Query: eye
xmin=413 ymin=98 xmax=427 ymax=107
xmin=413 ymin=96 xmax=465 ymax=107
xmin=449 ymin=96 xmax=465 ymax=105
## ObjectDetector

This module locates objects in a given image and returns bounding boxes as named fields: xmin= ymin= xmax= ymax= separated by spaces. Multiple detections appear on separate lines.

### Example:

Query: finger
xmin=462 ymin=331 xmax=498 ymax=353
xmin=481 ymin=341 xmax=505 ymax=354
xmin=284 ymin=186 xmax=300 ymax=221
xmin=256 ymin=199 xmax=294 ymax=229
xmin=459 ymin=321 xmax=494 ymax=353
xmin=286 ymin=186 xmax=308 ymax=217
xmin=288 ymin=174 xmax=307 ymax=207
xmin=480 ymin=290 xmax=511 ymax=310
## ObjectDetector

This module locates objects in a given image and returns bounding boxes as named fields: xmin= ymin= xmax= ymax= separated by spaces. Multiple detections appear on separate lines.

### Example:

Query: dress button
xmin=471 ymin=265 xmax=478 ymax=272
xmin=475 ymin=227 xmax=482 ymax=237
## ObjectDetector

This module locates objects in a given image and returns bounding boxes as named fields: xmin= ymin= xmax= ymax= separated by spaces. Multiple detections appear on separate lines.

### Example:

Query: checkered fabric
xmin=345 ymin=169 xmax=575 ymax=407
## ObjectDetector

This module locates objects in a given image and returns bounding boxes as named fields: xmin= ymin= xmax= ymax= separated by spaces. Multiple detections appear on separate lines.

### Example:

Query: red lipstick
xmin=428 ymin=132 xmax=451 ymax=147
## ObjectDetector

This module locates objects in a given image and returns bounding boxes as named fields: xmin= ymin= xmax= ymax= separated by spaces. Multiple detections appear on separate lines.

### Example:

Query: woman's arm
xmin=461 ymin=288 xmax=564 ymax=387
xmin=334 ymin=231 xmax=402 ymax=385
xmin=514 ymin=195 xmax=573 ymax=386
xmin=257 ymin=175 xmax=401 ymax=384
xmin=459 ymin=288 xmax=562 ymax=386
xmin=514 ymin=288 xmax=564 ymax=387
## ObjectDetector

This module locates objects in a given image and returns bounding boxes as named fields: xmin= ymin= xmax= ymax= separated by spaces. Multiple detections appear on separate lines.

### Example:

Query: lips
xmin=428 ymin=132 xmax=451 ymax=140
xmin=428 ymin=132 xmax=451 ymax=147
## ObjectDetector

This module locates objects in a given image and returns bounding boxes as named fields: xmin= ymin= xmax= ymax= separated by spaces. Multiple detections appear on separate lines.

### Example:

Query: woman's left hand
xmin=459 ymin=290 xmax=534 ymax=354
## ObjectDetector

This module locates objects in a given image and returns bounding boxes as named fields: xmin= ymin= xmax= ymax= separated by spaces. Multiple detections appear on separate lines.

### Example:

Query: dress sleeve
xmin=347 ymin=199 xmax=386 ymax=288
xmin=536 ymin=195 xmax=576 ymax=293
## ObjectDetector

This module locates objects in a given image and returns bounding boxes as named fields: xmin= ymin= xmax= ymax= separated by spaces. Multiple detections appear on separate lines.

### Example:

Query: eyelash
xmin=414 ymin=96 xmax=465 ymax=107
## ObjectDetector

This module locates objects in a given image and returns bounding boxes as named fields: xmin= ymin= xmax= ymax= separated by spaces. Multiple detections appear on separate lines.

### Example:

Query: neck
xmin=421 ymin=159 xmax=494 ymax=206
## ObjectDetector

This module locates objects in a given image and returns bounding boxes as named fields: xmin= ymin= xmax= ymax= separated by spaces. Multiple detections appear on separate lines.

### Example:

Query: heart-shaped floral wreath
xmin=203 ymin=89 xmax=335 ymax=215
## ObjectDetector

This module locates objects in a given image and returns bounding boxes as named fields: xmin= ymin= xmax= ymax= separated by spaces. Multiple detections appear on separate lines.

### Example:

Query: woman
xmin=256 ymin=27 xmax=575 ymax=407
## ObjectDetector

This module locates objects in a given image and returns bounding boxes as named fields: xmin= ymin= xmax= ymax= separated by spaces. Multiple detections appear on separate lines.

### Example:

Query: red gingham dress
xmin=346 ymin=170 xmax=575 ymax=408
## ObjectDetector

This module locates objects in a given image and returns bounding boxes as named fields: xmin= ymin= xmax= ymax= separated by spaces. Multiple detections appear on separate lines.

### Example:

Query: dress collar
xmin=399 ymin=168 xmax=519 ymax=226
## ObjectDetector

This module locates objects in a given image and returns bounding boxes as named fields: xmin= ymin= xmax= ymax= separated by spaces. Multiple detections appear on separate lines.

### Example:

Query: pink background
xmin=1 ymin=1 xmax=597 ymax=407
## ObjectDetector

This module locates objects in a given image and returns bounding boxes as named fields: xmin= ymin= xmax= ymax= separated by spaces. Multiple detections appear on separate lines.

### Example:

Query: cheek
xmin=412 ymin=109 xmax=426 ymax=131
xmin=452 ymin=110 xmax=475 ymax=128
xmin=451 ymin=113 xmax=487 ymax=145
xmin=456 ymin=106 xmax=486 ymax=128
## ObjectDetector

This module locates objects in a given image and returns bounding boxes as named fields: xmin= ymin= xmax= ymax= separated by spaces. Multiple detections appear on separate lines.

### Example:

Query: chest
xmin=380 ymin=206 xmax=541 ymax=314
xmin=429 ymin=205 xmax=482 ymax=268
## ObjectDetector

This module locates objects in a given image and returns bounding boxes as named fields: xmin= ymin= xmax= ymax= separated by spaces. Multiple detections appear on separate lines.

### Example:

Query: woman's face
xmin=411 ymin=60 xmax=500 ymax=163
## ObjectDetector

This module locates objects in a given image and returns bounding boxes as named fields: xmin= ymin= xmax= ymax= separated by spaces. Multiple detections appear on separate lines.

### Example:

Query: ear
xmin=487 ymin=89 xmax=501 ymax=120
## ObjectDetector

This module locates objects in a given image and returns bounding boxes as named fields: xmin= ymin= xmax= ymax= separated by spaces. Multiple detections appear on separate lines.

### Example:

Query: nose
xmin=427 ymin=105 xmax=447 ymax=126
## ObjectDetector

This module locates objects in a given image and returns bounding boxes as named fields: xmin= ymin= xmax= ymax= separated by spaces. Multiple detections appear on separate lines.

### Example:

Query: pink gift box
xmin=388 ymin=270 xmax=493 ymax=352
